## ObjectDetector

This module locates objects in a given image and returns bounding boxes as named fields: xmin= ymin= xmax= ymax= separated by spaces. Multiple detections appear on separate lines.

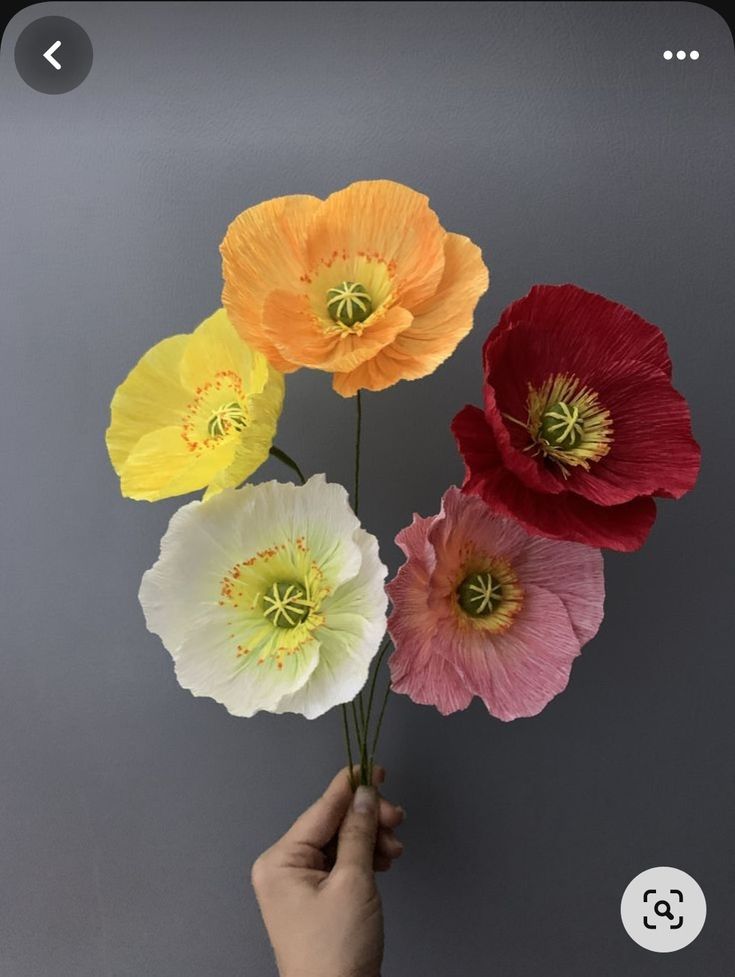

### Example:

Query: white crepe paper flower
xmin=139 ymin=475 xmax=388 ymax=719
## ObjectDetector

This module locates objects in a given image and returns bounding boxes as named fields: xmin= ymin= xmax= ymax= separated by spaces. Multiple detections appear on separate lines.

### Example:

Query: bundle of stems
xmin=270 ymin=390 xmax=393 ymax=790
xmin=342 ymin=636 xmax=392 ymax=788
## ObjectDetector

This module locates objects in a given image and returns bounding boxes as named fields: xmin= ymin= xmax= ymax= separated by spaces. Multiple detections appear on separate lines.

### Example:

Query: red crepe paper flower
xmin=452 ymin=284 xmax=700 ymax=551
xmin=386 ymin=488 xmax=604 ymax=720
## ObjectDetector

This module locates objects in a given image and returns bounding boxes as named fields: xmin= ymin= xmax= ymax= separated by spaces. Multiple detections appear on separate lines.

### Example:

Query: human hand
xmin=251 ymin=765 xmax=405 ymax=977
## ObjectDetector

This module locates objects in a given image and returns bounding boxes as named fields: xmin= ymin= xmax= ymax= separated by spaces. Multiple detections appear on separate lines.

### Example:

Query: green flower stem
xmin=341 ymin=704 xmax=356 ymax=790
xmin=351 ymin=391 xmax=370 ymax=783
xmin=369 ymin=680 xmax=392 ymax=778
xmin=365 ymin=637 xmax=391 ymax=737
xmin=350 ymin=699 xmax=361 ymax=741
xmin=354 ymin=391 xmax=362 ymax=516
xmin=359 ymin=703 xmax=369 ymax=787
xmin=269 ymin=445 xmax=306 ymax=485
xmin=366 ymin=637 xmax=393 ymax=782
xmin=350 ymin=700 xmax=369 ymax=785
xmin=358 ymin=693 xmax=366 ymax=737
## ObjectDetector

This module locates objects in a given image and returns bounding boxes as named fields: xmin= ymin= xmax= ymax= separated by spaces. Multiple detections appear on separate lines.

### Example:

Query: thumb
xmin=334 ymin=785 xmax=379 ymax=875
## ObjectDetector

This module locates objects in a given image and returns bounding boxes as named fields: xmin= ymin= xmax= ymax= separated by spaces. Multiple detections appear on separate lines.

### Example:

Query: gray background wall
xmin=1 ymin=2 xmax=733 ymax=975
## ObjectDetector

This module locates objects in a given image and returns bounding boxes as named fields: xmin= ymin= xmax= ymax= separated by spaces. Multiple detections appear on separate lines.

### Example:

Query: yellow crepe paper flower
xmin=220 ymin=179 xmax=490 ymax=397
xmin=106 ymin=309 xmax=284 ymax=501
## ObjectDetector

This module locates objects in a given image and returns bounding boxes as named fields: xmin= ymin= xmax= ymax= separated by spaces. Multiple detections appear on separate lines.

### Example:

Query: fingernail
xmin=397 ymin=805 xmax=407 ymax=821
xmin=353 ymin=786 xmax=376 ymax=814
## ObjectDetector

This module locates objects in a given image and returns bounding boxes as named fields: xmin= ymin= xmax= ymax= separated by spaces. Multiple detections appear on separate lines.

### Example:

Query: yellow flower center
xmin=218 ymin=537 xmax=329 ymax=669
xmin=301 ymin=252 xmax=395 ymax=337
xmin=262 ymin=580 xmax=313 ymax=629
xmin=181 ymin=370 xmax=250 ymax=452
xmin=326 ymin=281 xmax=373 ymax=328
xmin=454 ymin=556 xmax=523 ymax=634
xmin=506 ymin=373 xmax=613 ymax=477
xmin=207 ymin=401 xmax=248 ymax=439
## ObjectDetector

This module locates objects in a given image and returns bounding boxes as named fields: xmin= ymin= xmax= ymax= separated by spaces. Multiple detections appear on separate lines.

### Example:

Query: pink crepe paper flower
xmin=387 ymin=487 xmax=605 ymax=720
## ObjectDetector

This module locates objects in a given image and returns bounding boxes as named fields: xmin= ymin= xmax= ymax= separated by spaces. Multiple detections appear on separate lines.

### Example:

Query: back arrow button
xmin=43 ymin=40 xmax=62 ymax=70
xmin=14 ymin=16 xmax=93 ymax=94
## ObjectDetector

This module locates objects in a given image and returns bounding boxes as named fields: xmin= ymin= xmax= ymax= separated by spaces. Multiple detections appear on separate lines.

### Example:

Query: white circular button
xmin=621 ymin=867 xmax=706 ymax=953
xmin=663 ymin=50 xmax=673 ymax=60
xmin=690 ymin=50 xmax=700 ymax=60
xmin=676 ymin=50 xmax=687 ymax=60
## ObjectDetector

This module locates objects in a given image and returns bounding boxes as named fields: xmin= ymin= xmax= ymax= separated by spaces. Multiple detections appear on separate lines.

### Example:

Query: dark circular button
xmin=14 ymin=16 xmax=92 ymax=94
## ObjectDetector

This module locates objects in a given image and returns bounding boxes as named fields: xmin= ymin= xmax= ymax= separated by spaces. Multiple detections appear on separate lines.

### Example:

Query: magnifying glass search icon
xmin=654 ymin=899 xmax=674 ymax=920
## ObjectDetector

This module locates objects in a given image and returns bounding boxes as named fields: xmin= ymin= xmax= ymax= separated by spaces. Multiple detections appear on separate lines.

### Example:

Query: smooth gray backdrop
xmin=1 ymin=2 xmax=734 ymax=975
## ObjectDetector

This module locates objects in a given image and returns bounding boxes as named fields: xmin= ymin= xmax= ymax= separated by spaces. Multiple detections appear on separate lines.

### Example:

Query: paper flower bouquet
xmin=106 ymin=180 xmax=700 ymax=787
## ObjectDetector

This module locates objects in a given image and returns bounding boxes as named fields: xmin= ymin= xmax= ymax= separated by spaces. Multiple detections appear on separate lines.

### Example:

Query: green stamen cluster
xmin=540 ymin=400 xmax=584 ymax=450
xmin=262 ymin=581 xmax=312 ymax=629
xmin=326 ymin=281 xmax=372 ymax=328
xmin=207 ymin=401 xmax=248 ymax=438
xmin=457 ymin=571 xmax=503 ymax=617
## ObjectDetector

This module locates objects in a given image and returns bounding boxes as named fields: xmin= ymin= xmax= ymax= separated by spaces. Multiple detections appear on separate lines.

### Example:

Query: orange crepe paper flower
xmin=220 ymin=180 xmax=489 ymax=397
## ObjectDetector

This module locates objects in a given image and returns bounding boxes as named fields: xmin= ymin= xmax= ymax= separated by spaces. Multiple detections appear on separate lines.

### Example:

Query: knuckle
xmin=334 ymin=864 xmax=368 ymax=890
xmin=249 ymin=852 xmax=271 ymax=891
xmin=341 ymin=823 xmax=367 ymax=844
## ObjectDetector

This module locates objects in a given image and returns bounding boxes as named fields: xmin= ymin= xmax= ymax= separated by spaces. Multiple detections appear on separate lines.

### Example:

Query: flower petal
xmin=386 ymin=232 xmax=489 ymax=367
xmin=394 ymin=511 xmax=438 ymax=573
xmin=170 ymin=612 xmax=320 ymax=718
xmin=139 ymin=492 xmax=253 ymax=651
xmin=305 ymin=180 xmax=446 ymax=309
xmin=221 ymin=194 xmax=322 ymax=372
xmin=179 ymin=307 xmax=269 ymax=394
xmin=331 ymin=333 xmax=424 ymax=396
xmin=106 ymin=334 xmax=191 ymax=474
xmin=512 ymin=537 xmax=605 ymax=644
xmin=293 ymin=476 xmax=366 ymax=588
xmin=566 ymin=362 xmax=701 ymax=504
xmin=489 ymin=283 xmax=673 ymax=378
xmin=120 ymin=426 xmax=236 ymax=501
xmin=322 ymin=528 xmax=388 ymax=624
xmin=390 ymin=637 xmax=473 ymax=716
xmin=387 ymin=515 xmax=471 ymax=716
xmin=272 ymin=629 xmax=368 ymax=720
